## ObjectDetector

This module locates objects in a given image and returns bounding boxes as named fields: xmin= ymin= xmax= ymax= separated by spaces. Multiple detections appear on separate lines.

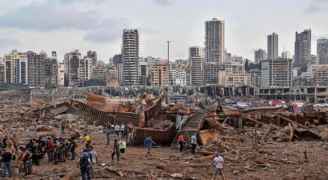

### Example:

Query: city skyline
xmin=0 ymin=0 xmax=327 ymax=61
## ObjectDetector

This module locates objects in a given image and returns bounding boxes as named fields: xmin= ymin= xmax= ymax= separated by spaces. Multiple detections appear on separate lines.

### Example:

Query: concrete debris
xmin=1 ymin=89 xmax=328 ymax=179
xmin=199 ymin=129 xmax=219 ymax=145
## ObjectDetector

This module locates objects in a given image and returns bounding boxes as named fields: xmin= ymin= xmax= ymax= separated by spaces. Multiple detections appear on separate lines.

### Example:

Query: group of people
xmin=176 ymin=133 xmax=198 ymax=154
xmin=0 ymin=135 xmax=77 ymax=178
xmin=0 ymin=127 xmax=225 ymax=179
xmin=79 ymin=131 xmax=128 ymax=180
xmin=104 ymin=124 xmax=128 ymax=145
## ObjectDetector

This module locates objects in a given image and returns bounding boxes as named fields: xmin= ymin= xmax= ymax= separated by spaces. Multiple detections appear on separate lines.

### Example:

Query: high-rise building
xmin=64 ymin=50 xmax=81 ymax=86
xmin=224 ymin=51 xmax=232 ymax=63
xmin=57 ymin=62 xmax=65 ymax=86
xmin=260 ymin=58 xmax=292 ymax=88
xmin=112 ymin=54 xmax=123 ymax=84
xmin=4 ymin=50 xmax=28 ymax=85
xmin=267 ymin=33 xmax=279 ymax=60
xmin=26 ymin=51 xmax=58 ymax=88
xmin=169 ymin=61 xmax=188 ymax=86
xmin=281 ymin=51 xmax=291 ymax=59
xmin=78 ymin=57 xmax=92 ymax=84
xmin=294 ymin=29 xmax=311 ymax=67
xmin=91 ymin=62 xmax=106 ymax=81
xmin=312 ymin=64 xmax=328 ymax=86
xmin=205 ymin=18 xmax=225 ymax=84
xmin=86 ymin=50 xmax=97 ymax=66
xmin=311 ymin=54 xmax=318 ymax=64
xmin=190 ymin=46 xmax=204 ymax=86
xmin=205 ymin=18 xmax=225 ymax=64
xmin=122 ymin=29 xmax=139 ymax=86
xmin=254 ymin=49 xmax=267 ymax=64
xmin=317 ymin=38 xmax=328 ymax=64
xmin=139 ymin=58 xmax=149 ymax=86
xmin=44 ymin=51 xmax=58 ymax=87
xmin=218 ymin=60 xmax=250 ymax=87
xmin=26 ymin=51 xmax=44 ymax=87
xmin=150 ymin=60 xmax=169 ymax=87
xmin=169 ymin=63 xmax=176 ymax=86
xmin=0 ymin=58 xmax=4 ymax=83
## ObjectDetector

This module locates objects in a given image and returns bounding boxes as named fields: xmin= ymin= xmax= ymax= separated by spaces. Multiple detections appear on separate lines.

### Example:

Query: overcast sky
xmin=0 ymin=0 xmax=327 ymax=62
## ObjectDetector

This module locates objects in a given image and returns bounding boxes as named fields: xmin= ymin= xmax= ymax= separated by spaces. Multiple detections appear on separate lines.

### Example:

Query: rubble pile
xmin=1 ymin=89 xmax=328 ymax=179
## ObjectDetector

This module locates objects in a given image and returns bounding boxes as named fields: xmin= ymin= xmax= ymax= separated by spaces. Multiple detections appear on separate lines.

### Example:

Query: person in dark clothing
xmin=2 ymin=136 xmax=8 ymax=149
xmin=31 ymin=140 xmax=40 ymax=166
xmin=64 ymin=140 xmax=70 ymax=160
xmin=123 ymin=125 xmax=128 ymax=140
xmin=26 ymin=140 xmax=34 ymax=152
xmin=20 ymin=148 xmax=32 ymax=176
xmin=104 ymin=125 xmax=112 ymax=145
xmin=38 ymin=137 xmax=47 ymax=158
xmin=46 ymin=138 xmax=55 ymax=162
xmin=80 ymin=149 xmax=92 ymax=180
xmin=1 ymin=148 xmax=12 ymax=177
xmin=58 ymin=142 xmax=65 ymax=162
xmin=69 ymin=138 xmax=76 ymax=160
xmin=111 ymin=139 xmax=120 ymax=162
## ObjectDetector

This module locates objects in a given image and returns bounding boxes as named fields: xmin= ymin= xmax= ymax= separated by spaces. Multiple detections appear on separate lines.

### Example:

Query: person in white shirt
xmin=120 ymin=124 xmax=125 ymax=138
xmin=211 ymin=152 xmax=225 ymax=180
xmin=114 ymin=124 xmax=120 ymax=137
xmin=190 ymin=134 xmax=197 ymax=154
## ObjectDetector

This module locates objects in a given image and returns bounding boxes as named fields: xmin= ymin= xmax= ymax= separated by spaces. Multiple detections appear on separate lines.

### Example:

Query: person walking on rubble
xmin=111 ymin=139 xmax=120 ymax=163
xmin=19 ymin=147 xmax=32 ymax=176
xmin=1 ymin=147 xmax=13 ymax=177
xmin=114 ymin=124 xmax=120 ymax=138
xmin=104 ymin=125 xmax=112 ymax=145
xmin=211 ymin=152 xmax=225 ymax=180
xmin=190 ymin=133 xmax=198 ymax=154
xmin=144 ymin=136 xmax=155 ymax=157
xmin=79 ymin=149 xmax=92 ymax=180
xmin=46 ymin=137 xmax=55 ymax=162
xmin=120 ymin=124 xmax=125 ymax=138
xmin=29 ymin=139 xmax=40 ymax=166
xmin=69 ymin=138 xmax=77 ymax=160
xmin=177 ymin=134 xmax=186 ymax=152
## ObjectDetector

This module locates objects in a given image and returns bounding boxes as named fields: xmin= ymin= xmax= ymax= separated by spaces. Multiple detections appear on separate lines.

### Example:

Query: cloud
xmin=0 ymin=3 xmax=100 ymax=31
xmin=0 ymin=37 xmax=20 ymax=48
xmin=153 ymin=0 xmax=175 ymax=6
xmin=84 ymin=29 xmax=121 ymax=43
xmin=57 ymin=0 xmax=105 ymax=3
xmin=84 ymin=18 xmax=129 ymax=43
xmin=0 ymin=1 xmax=129 ymax=44
xmin=305 ymin=0 xmax=328 ymax=14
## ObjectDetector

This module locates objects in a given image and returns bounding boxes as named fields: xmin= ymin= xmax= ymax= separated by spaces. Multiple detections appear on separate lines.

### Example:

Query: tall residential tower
xmin=205 ymin=18 xmax=225 ymax=84
xmin=294 ymin=29 xmax=311 ymax=67
xmin=267 ymin=33 xmax=279 ymax=60
xmin=254 ymin=49 xmax=267 ymax=64
xmin=317 ymin=38 xmax=328 ymax=64
xmin=122 ymin=29 xmax=139 ymax=86
xmin=64 ymin=50 xmax=81 ymax=86
xmin=190 ymin=46 xmax=204 ymax=86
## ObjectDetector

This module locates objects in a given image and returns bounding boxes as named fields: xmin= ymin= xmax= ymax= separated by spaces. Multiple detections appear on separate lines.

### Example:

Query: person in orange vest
xmin=177 ymin=134 xmax=186 ymax=152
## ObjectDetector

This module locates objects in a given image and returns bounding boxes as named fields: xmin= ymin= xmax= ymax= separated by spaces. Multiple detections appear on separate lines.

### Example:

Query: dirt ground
xmin=1 ymin=103 xmax=328 ymax=180
xmin=11 ymin=131 xmax=328 ymax=180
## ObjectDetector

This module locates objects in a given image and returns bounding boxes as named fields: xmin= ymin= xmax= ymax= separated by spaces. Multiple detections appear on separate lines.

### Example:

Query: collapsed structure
xmin=1 ymin=89 xmax=328 ymax=179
